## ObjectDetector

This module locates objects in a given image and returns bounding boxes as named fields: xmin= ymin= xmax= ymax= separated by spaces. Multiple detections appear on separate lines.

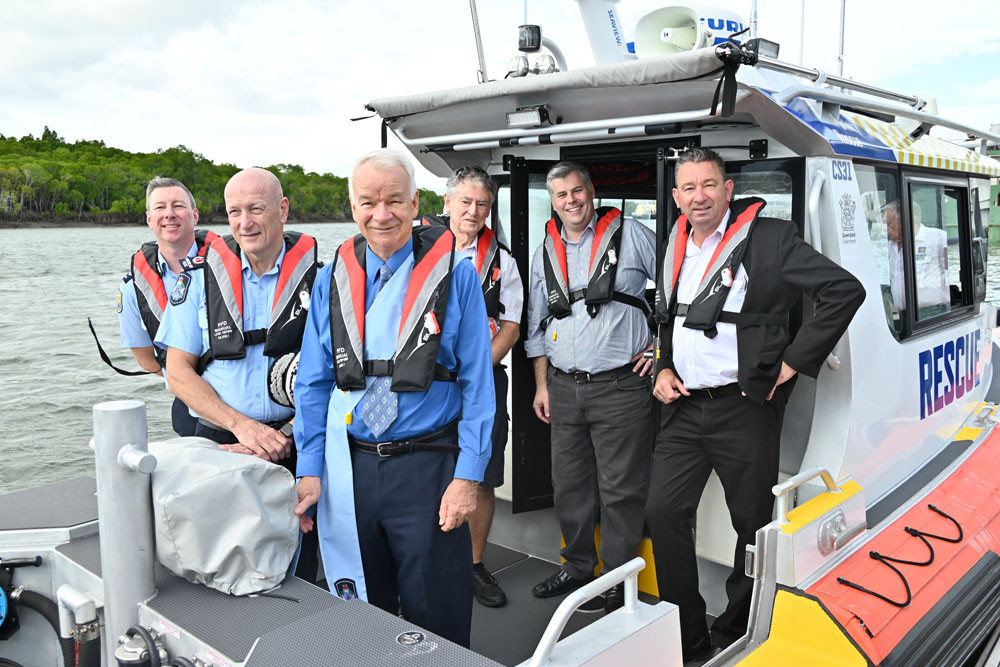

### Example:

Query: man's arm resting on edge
xmin=164 ymin=347 xmax=290 ymax=461
xmin=129 ymin=347 xmax=163 ymax=375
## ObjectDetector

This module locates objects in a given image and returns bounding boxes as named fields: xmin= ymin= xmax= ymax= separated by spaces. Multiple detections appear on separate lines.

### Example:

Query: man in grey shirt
xmin=525 ymin=161 xmax=656 ymax=613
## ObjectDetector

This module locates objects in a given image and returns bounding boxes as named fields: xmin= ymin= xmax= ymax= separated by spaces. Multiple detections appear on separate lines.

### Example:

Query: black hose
xmin=126 ymin=625 xmax=162 ymax=667
xmin=15 ymin=589 xmax=76 ymax=667
xmin=78 ymin=636 xmax=102 ymax=667
xmin=169 ymin=658 xmax=198 ymax=667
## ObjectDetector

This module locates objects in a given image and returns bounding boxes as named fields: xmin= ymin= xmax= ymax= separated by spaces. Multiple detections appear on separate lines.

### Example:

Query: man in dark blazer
xmin=645 ymin=148 xmax=865 ymax=662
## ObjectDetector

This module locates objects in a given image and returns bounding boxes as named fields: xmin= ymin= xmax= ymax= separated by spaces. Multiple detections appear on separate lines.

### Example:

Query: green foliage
xmin=0 ymin=128 xmax=444 ymax=223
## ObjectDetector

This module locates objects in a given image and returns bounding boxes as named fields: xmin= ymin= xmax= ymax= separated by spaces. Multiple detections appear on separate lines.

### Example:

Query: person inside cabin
xmin=885 ymin=199 xmax=949 ymax=318
xmin=645 ymin=147 xmax=865 ymax=662
xmin=153 ymin=167 xmax=320 ymax=579
xmin=524 ymin=161 xmax=657 ymax=614
xmin=424 ymin=166 xmax=523 ymax=608
xmin=291 ymin=149 xmax=494 ymax=648
xmin=117 ymin=177 xmax=215 ymax=437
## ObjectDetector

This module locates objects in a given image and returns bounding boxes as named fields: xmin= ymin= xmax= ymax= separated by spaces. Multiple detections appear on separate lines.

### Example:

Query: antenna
xmin=469 ymin=0 xmax=489 ymax=83
xmin=837 ymin=0 xmax=846 ymax=77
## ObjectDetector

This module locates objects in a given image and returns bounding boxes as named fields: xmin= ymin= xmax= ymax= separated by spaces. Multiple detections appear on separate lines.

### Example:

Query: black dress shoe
xmin=472 ymin=562 xmax=507 ymax=608
xmin=604 ymin=583 xmax=624 ymax=613
xmin=682 ymin=633 xmax=716 ymax=663
xmin=531 ymin=569 xmax=593 ymax=598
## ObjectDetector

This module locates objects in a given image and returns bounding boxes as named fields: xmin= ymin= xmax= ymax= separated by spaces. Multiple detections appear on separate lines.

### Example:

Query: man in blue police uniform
xmin=525 ymin=161 xmax=657 ymax=614
xmin=646 ymin=148 xmax=864 ymax=661
xmin=433 ymin=166 xmax=523 ymax=608
xmin=117 ymin=177 xmax=215 ymax=436
xmin=293 ymin=149 xmax=494 ymax=648
xmin=155 ymin=167 xmax=317 ymax=466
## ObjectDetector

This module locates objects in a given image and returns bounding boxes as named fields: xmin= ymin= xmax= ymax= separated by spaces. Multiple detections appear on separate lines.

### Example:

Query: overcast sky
xmin=3 ymin=0 xmax=997 ymax=191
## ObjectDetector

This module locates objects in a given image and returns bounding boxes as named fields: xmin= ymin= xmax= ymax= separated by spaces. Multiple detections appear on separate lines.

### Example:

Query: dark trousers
xmin=193 ymin=421 xmax=321 ymax=585
xmin=644 ymin=392 xmax=784 ymax=647
xmin=481 ymin=364 xmax=509 ymax=489
xmin=548 ymin=366 xmax=652 ymax=578
xmin=171 ymin=397 xmax=198 ymax=437
xmin=352 ymin=449 xmax=473 ymax=647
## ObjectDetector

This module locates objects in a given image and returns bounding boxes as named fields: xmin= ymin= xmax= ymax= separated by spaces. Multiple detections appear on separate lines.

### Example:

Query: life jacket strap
xmin=243 ymin=328 xmax=267 ymax=346
xmin=363 ymin=359 xmax=458 ymax=383
xmin=672 ymin=303 xmax=788 ymax=327
xmin=88 ymin=317 xmax=156 ymax=377
xmin=568 ymin=288 xmax=651 ymax=316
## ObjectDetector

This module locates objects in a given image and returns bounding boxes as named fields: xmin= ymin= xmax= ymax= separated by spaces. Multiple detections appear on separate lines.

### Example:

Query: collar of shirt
xmin=365 ymin=237 xmax=413 ymax=285
xmin=241 ymin=240 xmax=287 ymax=280
xmin=560 ymin=212 xmax=599 ymax=242
xmin=157 ymin=239 xmax=200 ymax=276
xmin=684 ymin=209 xmax=731 ymax=257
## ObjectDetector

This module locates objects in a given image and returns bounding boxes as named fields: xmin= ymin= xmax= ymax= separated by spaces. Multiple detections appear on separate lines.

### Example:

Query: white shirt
xmin=888 ymin=224 xmax=948 ymax=311
xmin=458 ymin=236 xmax=524 ymax=339
xmin=671 ymin=210 xmax=749 ymax=390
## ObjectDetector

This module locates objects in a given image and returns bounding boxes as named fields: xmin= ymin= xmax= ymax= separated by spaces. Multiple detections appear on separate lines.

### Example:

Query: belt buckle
xmin=375 ymin=442 xmax=394 ymax=457
xmin=573 ymin=371 xmax=591 ymax=384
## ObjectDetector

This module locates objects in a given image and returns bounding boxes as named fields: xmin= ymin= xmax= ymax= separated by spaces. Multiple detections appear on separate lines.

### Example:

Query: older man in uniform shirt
xmin=646 ymin=148 xmax=864 ymax=661
xmin=117 ymin=177 xmax=215 ymax=436
xmin=525 ymin=161 xmax=656 ymax=613
xmin=885 ymin=199 xmax=949 ymax=318
xmin=429 ymin=166 xmax=523 ymax=608
xmin=292 ymin=149 xmax=494 ymax=647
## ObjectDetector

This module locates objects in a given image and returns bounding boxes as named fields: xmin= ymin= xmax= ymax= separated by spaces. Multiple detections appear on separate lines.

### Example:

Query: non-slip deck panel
xmin=56 ymin=532 xmax=102 ymax=576
xmin=245 ymin=602 xmax=503 ymax=667
xmin=881 ymin=551 xmax=1000 ymax=667
xmin=147 ymin=566 xmax=337 ymax=662
xmin=0 ymin=476 xmax=97 ymax=530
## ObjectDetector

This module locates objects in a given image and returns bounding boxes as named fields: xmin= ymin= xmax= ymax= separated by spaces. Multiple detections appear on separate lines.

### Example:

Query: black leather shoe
xmin=604 ymin=583 xmax=624 ymax=613
xmin=472 ymin=562 xmax=507 ymax=608
xmin=531 ymin=569 xmax=593 ymax=598
xmin=682 ymin=633 xmax=716 ymax=663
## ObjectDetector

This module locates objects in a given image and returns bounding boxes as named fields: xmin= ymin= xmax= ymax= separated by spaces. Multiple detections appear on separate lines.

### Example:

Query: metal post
xmin=837 ymin=0 xmax=846 ymax=78
xmin=92 ymin=400 xmax=157 ymax=663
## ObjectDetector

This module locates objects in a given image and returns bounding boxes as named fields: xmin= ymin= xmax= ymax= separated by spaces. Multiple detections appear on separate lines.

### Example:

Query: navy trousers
xmin=351 ymin=449 xmax=473 ymax=648
xmin=171 ymin=397 xmax=198 ymax=437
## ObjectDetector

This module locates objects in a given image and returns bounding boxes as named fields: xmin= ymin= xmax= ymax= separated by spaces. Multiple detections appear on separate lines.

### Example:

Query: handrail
xmin=807 ymin=170 xmax=826 ymax=255
xmin=527 ymin=557 xmax=646 ymax=667
xmin=774 ymin=85 xmax=1000 ymax=143
xmin=772 ymin=467 xmax=841 ymax=524
xmin=397 ymin=92 xmax=750 ymax=149
xmin=757 ymin=55 xmax=923 ymax=108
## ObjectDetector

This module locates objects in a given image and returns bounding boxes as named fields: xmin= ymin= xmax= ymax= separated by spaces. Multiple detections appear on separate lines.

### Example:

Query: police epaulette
xmin=179 ymin=256 xmax=206 ymax=272
xmin=122 ymin=273 xmax=133 ymax=283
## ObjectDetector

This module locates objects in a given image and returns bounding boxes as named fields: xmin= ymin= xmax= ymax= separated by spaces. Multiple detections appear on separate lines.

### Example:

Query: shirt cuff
xmin=295 ymin=449 xmax=325 ymax=478
xmin=454 ymin=452 xmax=489 ymax=482
xmin=524 ymin=338 xmax=545 ymax=358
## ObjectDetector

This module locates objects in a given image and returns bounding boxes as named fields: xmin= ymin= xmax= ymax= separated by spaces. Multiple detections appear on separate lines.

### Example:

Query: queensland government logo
xmin=839 ymin=193 xmax=857 ymax=245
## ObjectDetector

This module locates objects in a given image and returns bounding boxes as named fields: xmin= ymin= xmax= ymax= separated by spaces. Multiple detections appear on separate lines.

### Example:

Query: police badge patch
xmin=116 ymin=290 xmax=123 ymax=313
xmin=170 ymin=273 xmax=192 ymax=305
xmin=334 ymin=577 xmax=358 ymax=600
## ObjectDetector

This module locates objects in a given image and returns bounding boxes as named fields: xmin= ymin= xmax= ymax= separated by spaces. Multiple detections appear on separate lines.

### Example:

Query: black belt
xmin=687 ymin=383 xmax=742 ymax=399
xmin=348 ymin=420 xmax=460 ymax=457
xmin=552 ymin=363 xmax=633 ymax=385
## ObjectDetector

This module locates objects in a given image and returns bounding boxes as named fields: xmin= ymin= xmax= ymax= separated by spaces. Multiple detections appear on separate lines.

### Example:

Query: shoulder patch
xmin=179 ymin=256 xmax=205 ymax=272
xmin=116 ymin=289 xmax=123 ymax=313
xmin=170 ymin=273 xmax=192 ymax=305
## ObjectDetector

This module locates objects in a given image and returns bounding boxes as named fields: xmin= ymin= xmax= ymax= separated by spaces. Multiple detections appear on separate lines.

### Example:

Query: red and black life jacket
xmin=201 ymin=231 xmax=317 ymax=370
xmin=543 ymin=206 xmax=649 ymax=320
xmin=329 ymin=225 xmax=457 ymax=392
xmin=654 ymin=197 xmax=785 ymax=337
xmin=422 ymin=214 xmax=505 ymax=333
xmin=130 ymin=228 xmax=219 ymax=366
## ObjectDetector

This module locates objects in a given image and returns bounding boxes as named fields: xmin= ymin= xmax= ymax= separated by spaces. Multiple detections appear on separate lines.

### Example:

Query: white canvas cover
xmin=149 ymin=438 xmax=298 ymax=596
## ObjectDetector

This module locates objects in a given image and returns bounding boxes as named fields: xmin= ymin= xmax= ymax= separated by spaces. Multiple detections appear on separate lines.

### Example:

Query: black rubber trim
xmin=882 ymin=551 xmax=1000 ymax=667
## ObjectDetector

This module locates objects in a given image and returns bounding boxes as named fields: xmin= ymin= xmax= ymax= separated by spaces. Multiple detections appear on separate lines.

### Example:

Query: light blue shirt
xmin=154 ymin=243 xmax=294 ymax=424
xmin=525 ymin=215 xmax=657 ymax=373
xmin=118 ymin=240 xmax=198 ymax=348
xmin=294 ymin=239 xmax=494 ymax=482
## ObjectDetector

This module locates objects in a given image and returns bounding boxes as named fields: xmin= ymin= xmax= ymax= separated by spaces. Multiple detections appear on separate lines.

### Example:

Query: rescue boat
xmin=3 ymin=2 xmax=1000 ymax=666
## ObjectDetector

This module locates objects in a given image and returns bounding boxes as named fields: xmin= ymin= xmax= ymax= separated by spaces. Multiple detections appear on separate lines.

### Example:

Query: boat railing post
xmin=92 ymin=400 xmax=157 ymax=662
xmin=772 ymin=466 xmax=841 ymax=524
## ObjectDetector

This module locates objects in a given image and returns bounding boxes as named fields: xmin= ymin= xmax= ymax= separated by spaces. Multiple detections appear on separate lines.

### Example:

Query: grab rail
xmin=806 ymin=170 xmax=826 ymax=254
xmin=772 ymin=467 xmax=840 ymax=525
xmin=527 ymin=557 xmax=646 ymax=667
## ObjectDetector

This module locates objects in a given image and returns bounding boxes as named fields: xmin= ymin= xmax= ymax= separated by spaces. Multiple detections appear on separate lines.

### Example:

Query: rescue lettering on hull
xmin=918 ymin=330 xmax=981 ymax=419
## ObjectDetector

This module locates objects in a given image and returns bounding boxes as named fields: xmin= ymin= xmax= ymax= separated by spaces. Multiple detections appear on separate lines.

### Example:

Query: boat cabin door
xmin=499 ymin=146 xmax=677 ymax=512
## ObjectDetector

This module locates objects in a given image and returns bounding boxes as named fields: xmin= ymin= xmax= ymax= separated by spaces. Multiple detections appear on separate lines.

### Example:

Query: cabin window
xmin=858 ymin=163 xmax=978 ymax=339
xmin=727 ymin=168 xmax=794 ymax=221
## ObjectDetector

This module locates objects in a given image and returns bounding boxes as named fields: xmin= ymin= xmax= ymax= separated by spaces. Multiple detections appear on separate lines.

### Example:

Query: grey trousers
xmin=548 ymin=365 xmax=653 ymax=579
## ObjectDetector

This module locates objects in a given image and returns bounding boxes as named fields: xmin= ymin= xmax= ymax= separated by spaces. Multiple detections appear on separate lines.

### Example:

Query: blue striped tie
xmin=361 ymin=264 xmax=398 ymax=438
